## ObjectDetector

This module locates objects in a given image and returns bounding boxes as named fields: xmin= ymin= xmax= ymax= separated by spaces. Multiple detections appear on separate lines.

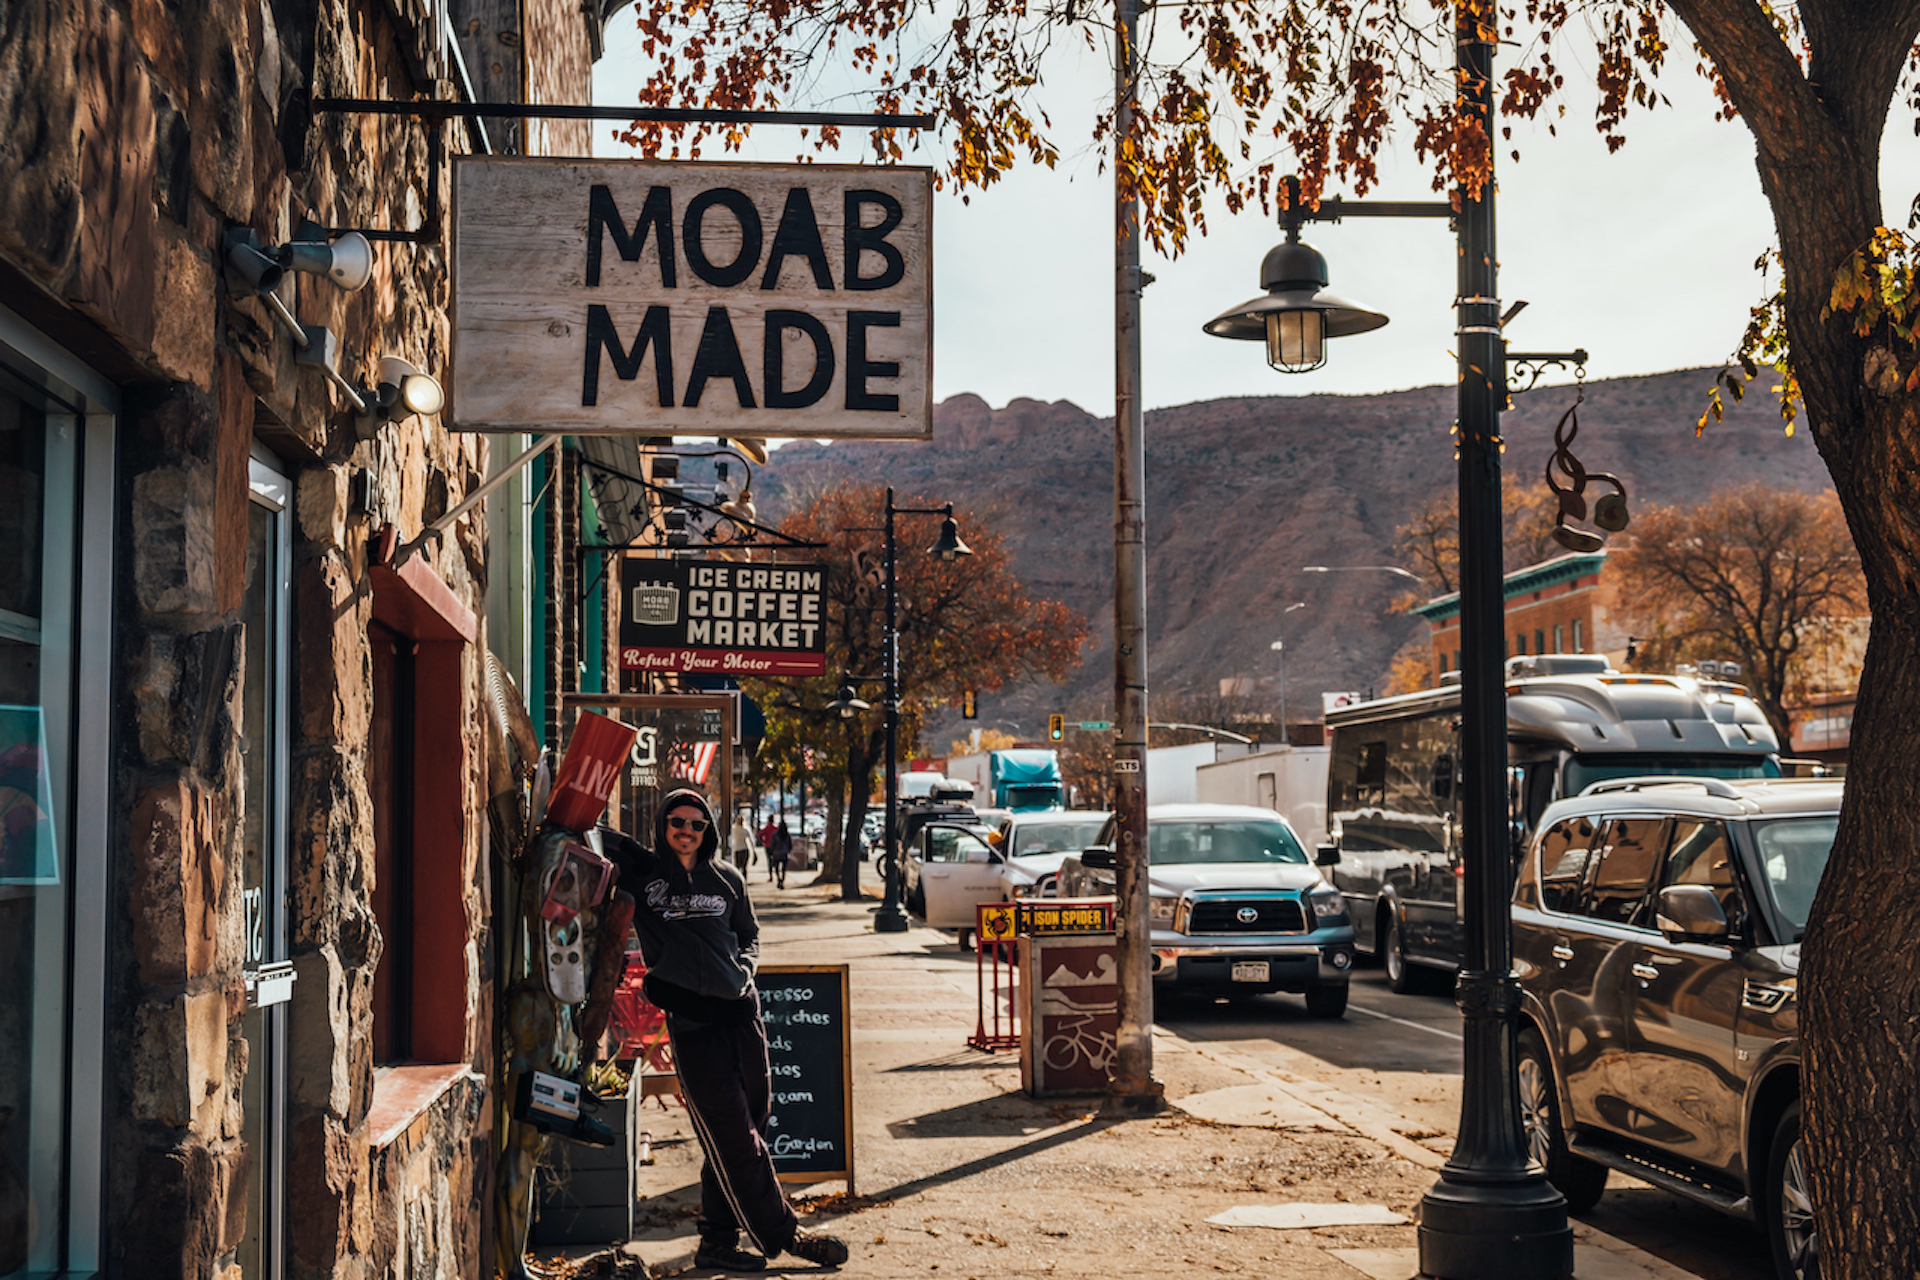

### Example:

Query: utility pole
xmin=1109 ymin=0 xmax=1160 ymax=1109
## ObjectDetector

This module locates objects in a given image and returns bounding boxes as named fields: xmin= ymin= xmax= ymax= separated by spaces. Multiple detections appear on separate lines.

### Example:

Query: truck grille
xmin=1186 ymin=897 xmax=1308 ymax=935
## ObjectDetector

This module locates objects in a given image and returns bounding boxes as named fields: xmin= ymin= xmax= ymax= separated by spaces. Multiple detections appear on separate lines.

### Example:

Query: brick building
xmin=1413 ymin=551 xmax=1629 ymax=680
xmin=0 ymin=0 xmax=607 ymax=1275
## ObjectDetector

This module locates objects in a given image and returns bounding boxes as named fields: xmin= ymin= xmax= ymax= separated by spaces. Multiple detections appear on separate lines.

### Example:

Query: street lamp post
xmin=1273 ymin=601 xmax=1306 ymax=744
xmin=871 ymin=486 xmax=971 ymax=934
xmin=1202 ymin=8 xmax=1579 ymax=1276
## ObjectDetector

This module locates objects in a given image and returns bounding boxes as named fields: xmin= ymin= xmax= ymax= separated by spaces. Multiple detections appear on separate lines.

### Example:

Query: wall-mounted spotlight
xmin=282 ymin=219 xmax=374 ymax=291
xmin=355 ymin=356 xmax=445 ymax=436
xmin=224 ymin=231 xmax=286 ymax=296
xmin=222 ymin=223 xmax=374 ymax=299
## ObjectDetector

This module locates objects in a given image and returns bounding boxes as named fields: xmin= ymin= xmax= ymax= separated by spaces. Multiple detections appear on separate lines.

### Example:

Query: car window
xmin=926 ymin=828 xmax=968 ymax=863
xmin=1660 ymin=818 xmax=1746 ymax=934
xmin=1009 ymin=820 xmax=1106 ymax=858
xmin=1537 ymin=816 xmax=1599 ymax=914
xmin=1584 ymin=816 xmax=1668 ymax=928
xmin=1750 ymin=815 xmax=1837 ymax=940
xmin=1148 ymin=820 xmax=1306 ymax=865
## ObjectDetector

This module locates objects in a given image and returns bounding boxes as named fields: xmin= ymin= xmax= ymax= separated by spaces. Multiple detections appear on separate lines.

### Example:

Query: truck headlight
xmin=1307 ymin=887 xmax=1348 ymax=923
xmin=1148 ymin=896 xmax=1178 ymax=925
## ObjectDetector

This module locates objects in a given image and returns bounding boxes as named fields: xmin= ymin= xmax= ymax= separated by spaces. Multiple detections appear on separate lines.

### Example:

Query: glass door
xmin=238 ymin=451 xmax=293 ymax=1280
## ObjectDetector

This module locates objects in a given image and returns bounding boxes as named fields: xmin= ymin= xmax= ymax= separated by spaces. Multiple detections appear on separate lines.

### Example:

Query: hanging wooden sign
xmin=451 ymin=157 xmax=932 ymax=439
xmin=618 ymin=557 xmax=829 ymax=677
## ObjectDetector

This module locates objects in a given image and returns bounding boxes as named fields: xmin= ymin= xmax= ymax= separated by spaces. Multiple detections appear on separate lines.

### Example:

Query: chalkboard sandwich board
xmin=758 ymin=963 xmax=854 ymax=1193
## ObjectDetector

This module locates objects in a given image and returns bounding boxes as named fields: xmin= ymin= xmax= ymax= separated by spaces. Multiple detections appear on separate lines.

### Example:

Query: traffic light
xmin=1048 ymin=713 xmax=1065 ymax=741
xmin=962 ymin=689 xmax=977 ymax=720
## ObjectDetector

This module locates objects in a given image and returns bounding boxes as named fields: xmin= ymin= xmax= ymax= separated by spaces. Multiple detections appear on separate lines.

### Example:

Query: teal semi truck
xmin=945 ymin=748 xmax=1066 ymax=811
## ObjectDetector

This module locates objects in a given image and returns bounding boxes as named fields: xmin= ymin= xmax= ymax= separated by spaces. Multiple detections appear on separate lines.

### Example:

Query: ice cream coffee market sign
xmin=619 ymin=558 xmax=829 ymax=677
xmin=452 ymin=157 xmax=932 ymax=438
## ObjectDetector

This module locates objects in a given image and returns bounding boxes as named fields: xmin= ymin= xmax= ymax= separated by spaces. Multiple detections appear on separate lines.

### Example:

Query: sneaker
xmin=787 ymin=1229 xmax=849 ymax=1268
xmin=694 ymin=1241 xmax=767 ymax=1272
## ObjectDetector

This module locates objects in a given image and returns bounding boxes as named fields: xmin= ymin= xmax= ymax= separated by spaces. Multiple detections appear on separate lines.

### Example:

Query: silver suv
xmin=1512 ymin=777 xmax=1837 ymax=1280
xmin=1058 ymin=803 xmax=1356 ymax=1017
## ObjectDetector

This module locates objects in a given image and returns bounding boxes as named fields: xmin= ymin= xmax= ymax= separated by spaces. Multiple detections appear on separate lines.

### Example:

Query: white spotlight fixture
xmin=356 ymin=356 xmax=445 ymax=435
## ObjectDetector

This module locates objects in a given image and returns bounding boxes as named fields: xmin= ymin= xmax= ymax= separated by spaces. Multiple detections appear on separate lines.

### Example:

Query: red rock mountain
xmin=756 ymin=367 xmax=1831 ymax=733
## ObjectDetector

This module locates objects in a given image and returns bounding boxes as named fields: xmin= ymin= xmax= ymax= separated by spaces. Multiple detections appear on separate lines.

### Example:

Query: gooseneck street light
xmin=873 ymin=487 xmax=972 ymax=934
xmin=1202 ymin=8 xmax=1578 ymax=1277
xmin=1301 ymin=564 xmax=1430 ymax=592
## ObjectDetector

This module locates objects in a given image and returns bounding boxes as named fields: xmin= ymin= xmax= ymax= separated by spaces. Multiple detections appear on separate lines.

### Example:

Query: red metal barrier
xmin=966 ymin=903 xmax=1021 ymax=1052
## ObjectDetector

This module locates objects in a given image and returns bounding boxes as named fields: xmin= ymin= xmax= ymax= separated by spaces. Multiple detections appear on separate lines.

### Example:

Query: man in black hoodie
xmin=603 ymin=788 xmax=849 ymax=1272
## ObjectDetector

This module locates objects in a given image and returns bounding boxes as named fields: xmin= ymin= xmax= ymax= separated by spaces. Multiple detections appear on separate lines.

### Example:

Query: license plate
xmin=1231 ymin=961 xmax=1270 ymax=983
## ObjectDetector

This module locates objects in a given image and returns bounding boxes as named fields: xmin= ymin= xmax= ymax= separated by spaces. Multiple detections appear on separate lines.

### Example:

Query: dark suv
xmin=1512 ymin=777 xmax=1837 ymax=1280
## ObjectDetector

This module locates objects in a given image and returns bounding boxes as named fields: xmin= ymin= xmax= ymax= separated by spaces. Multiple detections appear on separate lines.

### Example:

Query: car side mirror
xmin=1080 ymin=847 xmax=1116 ymax=870
xmin=1655 ymin=884 xmax=1729 ymax=942
xmin=1314 ymin=843 xmax=1340 ymax=867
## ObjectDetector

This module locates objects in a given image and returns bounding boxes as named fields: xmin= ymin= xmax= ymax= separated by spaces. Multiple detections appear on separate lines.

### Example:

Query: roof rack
xmin=1578 ymin=776 xmax=1744 ymax=799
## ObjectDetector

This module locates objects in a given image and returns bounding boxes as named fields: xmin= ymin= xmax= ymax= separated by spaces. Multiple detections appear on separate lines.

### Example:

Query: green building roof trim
xmin=1411 ymin=551 xmax=1609 ymax=624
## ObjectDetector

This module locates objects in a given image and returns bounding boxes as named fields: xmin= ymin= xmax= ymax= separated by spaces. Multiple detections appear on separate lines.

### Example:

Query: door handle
xmin=1631 ymin=963 xmax=1660 ymax=982
xmin=1550 ymin=943 xmax=1574 ymax=962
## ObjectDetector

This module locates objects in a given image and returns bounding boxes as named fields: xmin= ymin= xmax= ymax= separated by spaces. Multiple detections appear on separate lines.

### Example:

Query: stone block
xmin=287 ymin=1112 xmax=365 ymax=1270
xmin=297 ymin=456 xmax=352 ymax=550
xmin=186 ymin=0 xmax=253 ymax=220
xmin=293 ymin=555 xmax=372 ymax=748
xmin=128 ymin=998 xmax=193 ymax=1127
xmin=129 ymin=778 xmax=224 ymax=985
xmin=126 ymin=988 xmax=227 ymax=1134
xmin=185 ymin=987 xmax=230 ymax=1137
xmin=151 ymin=234 xmax=217 ymax=388
xmin=71 ymin=6 xmax=158 ymax=353
xmin=127 ymin=0 xmax=186 ymax=90
xmin=132 ymin=378 xmax=217 ymax=456
xmin=131 ymin=624 xmax=243 ymax=782
xmin=288 ymin=947 xmax=340 ymax=1109
xmin=0 ymin=0 xmax=81 ymax=285
xmin=132 ymin=465 xmax=219 ymax=617
xmin=120 ymin=1140 xmax=217 ymax=1277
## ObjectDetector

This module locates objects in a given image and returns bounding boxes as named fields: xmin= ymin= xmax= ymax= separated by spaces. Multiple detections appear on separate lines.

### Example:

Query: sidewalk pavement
xmin=544 ymin=867 xmax=1704 ymax=1280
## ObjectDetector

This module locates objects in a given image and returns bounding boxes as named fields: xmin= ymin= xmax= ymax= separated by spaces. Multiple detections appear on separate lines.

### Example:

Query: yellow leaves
xmin=1699 ymin=248 xmax=1799 ymax=437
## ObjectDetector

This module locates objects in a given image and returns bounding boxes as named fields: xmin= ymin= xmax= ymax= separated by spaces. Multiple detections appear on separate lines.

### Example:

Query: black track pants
xmin=665 ymin=998 xmax=799 ymax=1255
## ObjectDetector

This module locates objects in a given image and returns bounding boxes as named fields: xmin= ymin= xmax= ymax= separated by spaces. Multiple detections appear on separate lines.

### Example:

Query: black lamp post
xmin=872 ymin=486 xmax=972 ymax=933
xmin=1201 ymin=9 xmax=1577 ymax=1277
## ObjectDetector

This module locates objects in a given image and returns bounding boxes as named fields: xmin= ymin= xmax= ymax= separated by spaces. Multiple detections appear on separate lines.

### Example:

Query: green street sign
xmin=1078 ymin=720 xmax=1114 ymax=731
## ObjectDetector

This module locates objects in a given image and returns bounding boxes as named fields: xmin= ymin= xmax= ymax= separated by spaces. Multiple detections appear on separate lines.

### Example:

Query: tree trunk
xmin=1751 ymin=79 xmax=1920 ymax=1280
xmin=839 ymin=732 xmax=881 ymax=901
xmin=1653 ymin=3 xmax=1920 ymax=1270
xmin=821 ymin=785 xmax=847 ymax=893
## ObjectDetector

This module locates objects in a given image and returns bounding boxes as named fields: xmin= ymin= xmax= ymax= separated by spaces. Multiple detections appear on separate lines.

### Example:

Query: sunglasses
xmin=666 ymin=815 xmax=710 ymax=833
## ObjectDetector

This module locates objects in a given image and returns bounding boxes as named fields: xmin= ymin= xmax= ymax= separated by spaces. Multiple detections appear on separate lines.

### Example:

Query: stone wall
xmin=0 ymin=0 xmax=590 ymax=1270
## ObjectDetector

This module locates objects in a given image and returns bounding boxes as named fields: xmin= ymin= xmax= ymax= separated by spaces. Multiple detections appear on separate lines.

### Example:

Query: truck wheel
xmin=1517 ymin=1027 xmax=1607 ymax=1211
xmin=1384 ymin=912 xmax=1422 ymax=995
xmin=1765 ymin=1102 xmax=1818 ymax=1280
xmin=1305 ymin=983 xmax=1348 ymax=1019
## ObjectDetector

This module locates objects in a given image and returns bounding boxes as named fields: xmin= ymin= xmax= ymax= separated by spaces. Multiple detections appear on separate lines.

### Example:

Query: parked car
xmin=903 ymin=819 xmax=1004 ymax=945
xmin=1512 ymin=776 xmax=1837 ymax=1280
xmin=992 ymin=810 xmax=1110 ymax=899
xmin=1057 ymin=803 xmax=1354 ymax=1016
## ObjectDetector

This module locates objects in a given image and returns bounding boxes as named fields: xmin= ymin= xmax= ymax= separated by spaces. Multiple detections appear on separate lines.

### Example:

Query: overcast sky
xmin=592 ymin=25 xmax=1920 ymax=420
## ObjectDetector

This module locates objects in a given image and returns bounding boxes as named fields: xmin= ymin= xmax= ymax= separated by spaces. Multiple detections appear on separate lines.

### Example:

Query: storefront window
xmin=1 ymin=310 xmax=114 ymax=1278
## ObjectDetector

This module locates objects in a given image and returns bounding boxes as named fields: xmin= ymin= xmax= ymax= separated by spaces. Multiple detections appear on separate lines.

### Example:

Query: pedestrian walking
xmin=602 ymin=790 xmax=847 ymax=1272
xmin=768 ymin=820 xmax=793 ymax=889
xmin=730 ymin=810 xmax=756 ymax=876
